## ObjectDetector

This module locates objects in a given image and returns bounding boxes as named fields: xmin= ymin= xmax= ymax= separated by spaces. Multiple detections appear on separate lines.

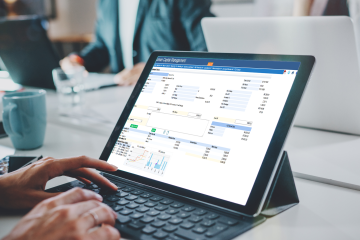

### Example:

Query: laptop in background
xmin=202 ymin=16 xmax=360 ymax=135
xmin=0 ymin=16 xmax=116 ymax=90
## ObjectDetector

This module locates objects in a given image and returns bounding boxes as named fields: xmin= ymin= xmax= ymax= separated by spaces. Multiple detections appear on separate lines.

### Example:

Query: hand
xmin=3 ymin=188 xmax=120 ymax=240
xmin=60 ymin=56 xmax=84 ymax=71
xmin=293 ymin=0 xmax=314 ymax=16
xmin=0 ymin=156 xmax=118 ymax=209
xmin=114 ymin=62 xmax=146 ymax=86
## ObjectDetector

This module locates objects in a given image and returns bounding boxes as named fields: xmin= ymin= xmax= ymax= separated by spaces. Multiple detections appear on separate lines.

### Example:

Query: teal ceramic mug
xmin=2 ymin=90 xmax=47 ymax=150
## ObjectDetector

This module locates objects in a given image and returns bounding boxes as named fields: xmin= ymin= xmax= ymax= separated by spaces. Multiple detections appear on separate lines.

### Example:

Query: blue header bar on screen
xmin=154 ymin=57 xmax=301 ymax=75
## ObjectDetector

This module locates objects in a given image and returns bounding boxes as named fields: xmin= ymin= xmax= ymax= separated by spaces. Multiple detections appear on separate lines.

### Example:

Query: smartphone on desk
xmin=0 ymin=122 xmax=7 ymax=138
xmin=0 ymin=156 xmax=42 ymax=175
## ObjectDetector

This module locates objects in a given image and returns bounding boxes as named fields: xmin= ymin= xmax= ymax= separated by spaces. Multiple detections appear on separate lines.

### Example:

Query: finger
xmin=65 ymin=168 xmax=117 ymax=191
xmin=47 ymin=156 xmax=117 ymax=179
xmin=75 ymin=176 xmax=92 ymax=185
xmin=114 ymin=69 xmax=130 ymax=85
xmin=87 ymin=224 xmax=120 ymax=240
xmin=68 ymin=200 xmax=104 ymax=216
xmin=44 ymin=188 xmax=103 ymax=207
xmin=13 ymin=190 xmax=61 ymax=210
xmin=80 ymin=204 xmax=117 ymax=230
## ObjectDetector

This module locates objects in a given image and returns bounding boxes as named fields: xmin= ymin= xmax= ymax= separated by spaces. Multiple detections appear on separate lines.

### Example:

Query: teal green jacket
xmin=80 ymin=0 xmax=214 ymax=73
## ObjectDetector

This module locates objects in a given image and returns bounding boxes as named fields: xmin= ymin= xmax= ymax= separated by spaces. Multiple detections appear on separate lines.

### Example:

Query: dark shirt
xmin=323 ymin=0 xmax=349 ymax=16
xmin=80 ymin=0 xmax=214 ymax=73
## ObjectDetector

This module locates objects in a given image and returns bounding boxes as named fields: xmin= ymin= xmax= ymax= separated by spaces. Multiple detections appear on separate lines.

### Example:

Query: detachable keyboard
xmin=47 ymin=173 xmax=266 ymax=240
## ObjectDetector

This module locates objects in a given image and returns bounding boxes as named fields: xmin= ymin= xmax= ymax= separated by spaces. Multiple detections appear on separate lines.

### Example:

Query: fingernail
xmin=110 ymin=164 xmax=118 ymax=169
xmin=111 ymin=182 xmax=118 ymax=189
xmin=95 ymin=194 xmax=103 ymax=201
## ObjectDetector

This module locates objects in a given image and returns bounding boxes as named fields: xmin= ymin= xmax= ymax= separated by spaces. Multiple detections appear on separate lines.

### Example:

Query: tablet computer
xmin=99 ymin=51 xmax=315 ymax=217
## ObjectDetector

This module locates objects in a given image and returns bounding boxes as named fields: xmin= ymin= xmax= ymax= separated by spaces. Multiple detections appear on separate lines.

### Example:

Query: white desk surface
xmin=285 ymin=127 xmax=360 ymax=190
xmin=1 ymin=86 xmax=360 ymax=239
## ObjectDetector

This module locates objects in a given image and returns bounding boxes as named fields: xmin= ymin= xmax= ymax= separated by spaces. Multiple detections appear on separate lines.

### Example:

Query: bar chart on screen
xmin=144 ymin=152 xmax=170 ymax=176
xmin=123 ymin=145 xmax=171 ymax=176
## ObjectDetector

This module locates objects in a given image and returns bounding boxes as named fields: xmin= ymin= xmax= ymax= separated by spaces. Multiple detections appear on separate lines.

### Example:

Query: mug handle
xmin=3 ymin=103 xmax=23 ymax=138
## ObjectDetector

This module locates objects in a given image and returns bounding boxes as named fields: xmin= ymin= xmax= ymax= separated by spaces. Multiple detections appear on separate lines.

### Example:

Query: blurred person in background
xmin=293 ymin=0 xmax=349 ymax=16
xmin=61 ymin=0 xmax=214 ymax=86
xmin=0 ymin=0 xmax=7 ymax=17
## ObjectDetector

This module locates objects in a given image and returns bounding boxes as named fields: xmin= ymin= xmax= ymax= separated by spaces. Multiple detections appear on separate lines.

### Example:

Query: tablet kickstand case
xmin=260 ymin=151 xmax=299 ymax=217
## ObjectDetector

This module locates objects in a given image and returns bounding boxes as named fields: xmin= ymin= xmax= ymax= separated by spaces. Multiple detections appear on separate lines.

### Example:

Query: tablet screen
xmin=108 ymin=57 xmax=300 ymax=206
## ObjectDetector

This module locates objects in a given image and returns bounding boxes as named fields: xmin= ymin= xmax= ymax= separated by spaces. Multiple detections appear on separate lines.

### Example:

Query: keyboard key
xmin=119 ymin=209 xmax=133 ymax=215
xmin=153 ymin=231 xmax=168 ymax=239
xmin=150 ymin=196 xmax=163 ymax=201
xmin=218 ymin=218 xmax=239 ymax=226
xmin=193 ymin=209 xmax=207 ymax=216
xmin=201 ymin=220 xmax=215 ymax=227
xmin=116 ymin=192 xmax=129 ymax=198
xmin=166 ymin=209 xmax=179 ymax=215
xmin=116 ymin=214 xmax=131 ymax=224
xmin=128 ymin=221 xmax=145 ymax=230
xmin=147 ymin=210 xmax=160 ymax=216
xmin=205 ymin=224 xmax=228 ymax=237
xmin=157 ymin=214 xmax=171 ymax=221
xmin=104 ymin=202 xmax=115 ymax=208
xmin=168 ymin=218 xmax=183 ymax=225
xmin=126 ymin=203 xmax=139 ymax=209
xmin=163 ymin=225 xmax=178 ymax=232
xmin=145 ymin=202 xmax=158 ymax=207
xmin=180 ymin=222 xmax=195 ymax=229
xmin=140 ymin=216 xmax=154 ymax=224
xmin=115 ymin=183 xmax=125 ymax=189
xmin=122 ymin=187 xmax=133 ymax=192
xmin=117 ymin=200 xmax=129 ymax=206
xmin=188 ymin=216 xmax=203 ymax=223
xmin=131 ymin=190 xmax=143 ymax=195
xmin=112 ymin=205 xmax=123 ymax=212
xmin=75 ymin=182 xmax=85 ymax=187
xmin=106 ymin=196 xmax=118 ymax=202
xmin=151 ymin=221 xmax=166 ymax=228
xmin=83 ymin=185 xmax=93 ymax=190
xmin=130 ymin=213 xmax=144 ymax=219
xmin=155 ymin=205 xmax=168 ymax=211
xmin=192 ymin=226 xmax=207 ymax=234
xmin=125 ymin=195 xmax=138 ymax=201
xmin=183 ymin=206 xmax=195 ymax=212
xmin=170 ymin=203 xmax=184 ymax=208
xmin=92 ymin=189 xmax=100 ymax=194
xmin=91 ymin=184 xmax=98 ymax=189
xmin=160 ymin=199 xmax=173 ymax=205
xmin=136 ymin=206 xmax=150 ymax=213
xmin=175 ymin=229 xmax=207 ymax=240
xmin=135 ymin=198 xmax=147 ymax=204
xmin=140 ymin=193 xmax=153 ymax=198
xmin=177 ymin=212 xmax=190 ymax=219
xmin=142 ymin=226 xmax=156 ymax=234
xmin=207 ymin=213 xmax=219 ymax=220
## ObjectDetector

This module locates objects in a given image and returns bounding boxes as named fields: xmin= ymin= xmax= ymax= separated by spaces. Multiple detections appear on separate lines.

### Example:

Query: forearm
xmin=293 ymin=0 xmax=314 ymax=16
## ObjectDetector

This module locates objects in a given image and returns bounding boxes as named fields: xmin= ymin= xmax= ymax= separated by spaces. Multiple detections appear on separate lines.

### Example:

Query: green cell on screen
xmin=130 ymin=124 xmax=138 ymax=129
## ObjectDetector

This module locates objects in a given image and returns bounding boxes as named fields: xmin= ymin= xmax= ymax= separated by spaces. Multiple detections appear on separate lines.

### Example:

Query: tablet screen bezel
xmin=100 ymin=51 xmax=315 ymax=216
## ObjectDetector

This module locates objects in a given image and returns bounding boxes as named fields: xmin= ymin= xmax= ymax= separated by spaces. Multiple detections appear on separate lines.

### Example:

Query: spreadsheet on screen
xmin=108 ymin=57 xmax=300 ymax=206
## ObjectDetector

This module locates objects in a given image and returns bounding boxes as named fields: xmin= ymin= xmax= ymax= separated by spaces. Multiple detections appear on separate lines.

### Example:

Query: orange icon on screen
xmin=207 ymin=62 xmax=214 ymax=66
